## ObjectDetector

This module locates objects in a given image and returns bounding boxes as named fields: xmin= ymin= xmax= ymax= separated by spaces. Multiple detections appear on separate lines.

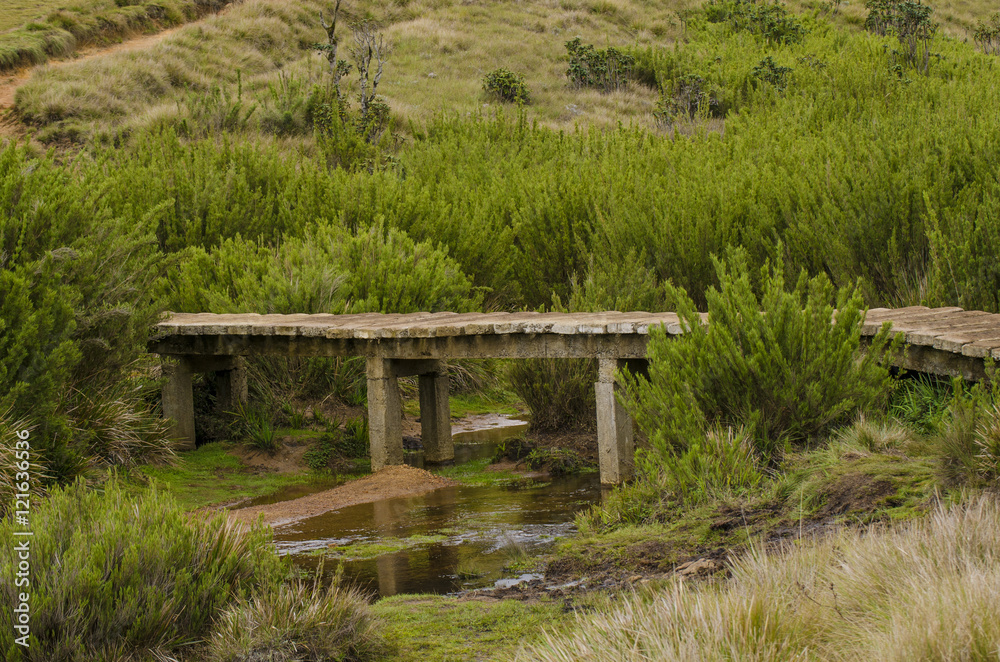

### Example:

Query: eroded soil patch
xmin=232 ymin=464 xmax=458 ymax=527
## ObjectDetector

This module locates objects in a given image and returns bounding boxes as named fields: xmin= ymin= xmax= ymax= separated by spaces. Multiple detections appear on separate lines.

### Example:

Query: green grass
xmin=0 ymin=0 xmax=73 ymax=32
xmin=138 ymin=441 xmax=343 ymax=510
xmin=433 ymin=457 xmax=535 ymax=487
xmin=372 ymin=594 xmax=600 ymax=662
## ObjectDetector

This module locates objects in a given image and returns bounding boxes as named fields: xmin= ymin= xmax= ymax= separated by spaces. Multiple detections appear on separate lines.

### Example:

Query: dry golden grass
xmin=521 ymin=494 xmax=1000 ymax=661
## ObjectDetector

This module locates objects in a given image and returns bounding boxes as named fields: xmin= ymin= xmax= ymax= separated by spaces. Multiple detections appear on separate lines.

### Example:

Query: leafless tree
xmin=349 ymin=21 xmax=389 ymax=123
xmin=319 ymin=0 xmax=350 ymax=96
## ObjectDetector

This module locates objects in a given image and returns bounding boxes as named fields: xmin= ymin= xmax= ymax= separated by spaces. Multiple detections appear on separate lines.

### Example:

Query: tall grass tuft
xmin=205 ymin=570 xmax=388 ymax=662
xmin=935 ymin=399 xmax=1000 ymax=488
xmin=522 ymin=495 xmax=1000 ymax=661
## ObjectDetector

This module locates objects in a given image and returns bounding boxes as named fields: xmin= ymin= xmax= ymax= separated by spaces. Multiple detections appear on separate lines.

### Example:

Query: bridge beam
xmin=596 ymin=358 xmax=638 ymax=485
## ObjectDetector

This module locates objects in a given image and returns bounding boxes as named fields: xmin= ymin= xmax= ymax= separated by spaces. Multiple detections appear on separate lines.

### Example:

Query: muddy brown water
xmin=249 ymin=417 xmax=604 ymax=597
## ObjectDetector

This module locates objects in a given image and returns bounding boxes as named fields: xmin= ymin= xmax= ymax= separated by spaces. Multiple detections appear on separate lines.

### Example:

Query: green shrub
xmin=565 ymin=37 xmax=634 ymax=92
xmin=204 ymin=571 xmax=387 ymax=661
xmin=620 ymin=248 xmax=898 ymax=472
xmin=653 ymin=73 xmax=721 ymax=126
xmin=934 ymin=388 xmax=1000 ymax=488
xmin=304 ymin=432 xmax=340 ymax=470
xmin=750 ymin=55 xmax=792 ymax=91
xmin=659 ymin=424 xmax=764 ymax=504
xmin=706 ymin=0 xmax=807 ymax=44
xmin=865 ymin=0 xmax=937 ymax=72
xmin=483 ymin=67 xmax=531 ymax=104
xmin=974 ymin=13 xmax=1000 ymax=55
xmin=0 ymin=480 xmax=286 ymax=661
xmin=505 ymin=359 xmax=596 ymax=432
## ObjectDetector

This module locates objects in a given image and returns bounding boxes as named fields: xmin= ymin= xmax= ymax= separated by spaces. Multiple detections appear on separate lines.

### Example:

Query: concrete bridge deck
xmin=148 ymin=306 xmax=1000 ymax=484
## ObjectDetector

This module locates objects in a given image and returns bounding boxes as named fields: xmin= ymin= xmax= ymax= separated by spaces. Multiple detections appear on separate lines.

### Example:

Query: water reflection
xmin=274 ymin=474 xmax=602 ymax=597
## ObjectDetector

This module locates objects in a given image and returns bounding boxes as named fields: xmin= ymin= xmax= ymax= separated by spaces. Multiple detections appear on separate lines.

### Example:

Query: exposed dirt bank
xmin=232 ymin=465 xmax=458 ymax=528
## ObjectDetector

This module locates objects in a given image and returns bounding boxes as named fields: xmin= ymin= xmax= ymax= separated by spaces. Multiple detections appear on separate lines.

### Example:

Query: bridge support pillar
xmin=215 ymin=356 xmax=248 ymax=414
xmin=418 ymin=362 xmax=454 ymax=464
xmin=161 ymin=355 xmax=248 ymax=450
xmin=596 ymin=358 xmax=635 ymax=485
xmin=367 ymin=357 xmax=404 ymax=471
xmin=161 ymin=356 xmax=196 ymax=451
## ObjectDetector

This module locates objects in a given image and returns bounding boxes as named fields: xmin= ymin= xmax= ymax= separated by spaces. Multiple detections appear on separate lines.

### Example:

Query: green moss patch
xmin=314 ymin=534 xmax=448 ymax=561
xmin=138 ymin=441 xmax=344 ymax=510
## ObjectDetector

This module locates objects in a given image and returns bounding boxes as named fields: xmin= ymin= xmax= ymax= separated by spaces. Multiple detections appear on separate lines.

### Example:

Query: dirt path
xmin=0 ymin=25 xmax=183 ymax=109
xmin=232 ymin=465 xmax=459 ymax=528
xmin=0 ymin=20 xmax=207 ymax=137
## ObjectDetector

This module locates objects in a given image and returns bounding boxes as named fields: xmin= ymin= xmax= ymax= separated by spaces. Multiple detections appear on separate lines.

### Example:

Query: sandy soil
xmin=232 ymin=464 xmax=458 ymax=528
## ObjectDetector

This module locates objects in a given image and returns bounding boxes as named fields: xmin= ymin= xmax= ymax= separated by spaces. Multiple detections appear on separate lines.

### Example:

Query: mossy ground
xmin=137 ymin=441 xmax=349 ymax=510
xmin=549 ymin=443 xmax=942 ymax=580
xmin=372 ymin=593 xmax=606 ymax=662
xmin=314 ymin=534 xmax=449 ymax=561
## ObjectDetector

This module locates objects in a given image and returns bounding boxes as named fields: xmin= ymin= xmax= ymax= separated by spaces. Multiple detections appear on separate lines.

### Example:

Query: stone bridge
xmin=148 ymin=307 xmax=1000 ymax=484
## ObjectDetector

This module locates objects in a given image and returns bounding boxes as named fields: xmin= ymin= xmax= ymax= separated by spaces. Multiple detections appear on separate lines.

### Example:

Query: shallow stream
xmin=255 ymin=417 xmax=603 ymax=597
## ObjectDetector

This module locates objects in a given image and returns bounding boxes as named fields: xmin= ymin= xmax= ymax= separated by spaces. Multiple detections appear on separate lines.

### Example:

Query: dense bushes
xmin=620 ymin=251 xmax=897 ymax=490
xmin=0 ymin=481 xmax=286 ymax=660
xmin=0 ymin=144 xmax=169 ymax=484
xmin=6 ymin=0 xmax=1000 ymax=474
xmin=159 ymin=223 xmax=480 ymax=315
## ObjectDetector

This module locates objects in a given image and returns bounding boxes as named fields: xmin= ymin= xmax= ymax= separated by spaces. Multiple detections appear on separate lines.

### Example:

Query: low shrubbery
xmin=0 ymin=481 xmax=286 ymax=660
xmin=483 ymin=67 xmax=531 ymax=104
xmin=505 ymin=359 xmax=596 ymax=432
